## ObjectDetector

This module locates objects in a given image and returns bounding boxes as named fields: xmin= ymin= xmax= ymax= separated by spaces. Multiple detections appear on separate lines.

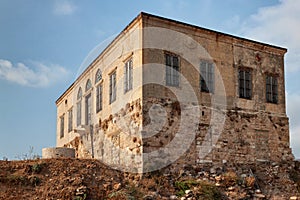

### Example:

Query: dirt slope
xmin=0 ymin=158 xmax=299 ymax=199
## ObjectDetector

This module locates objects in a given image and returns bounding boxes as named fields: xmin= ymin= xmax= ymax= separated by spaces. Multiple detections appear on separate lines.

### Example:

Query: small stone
xmin=210 ymin=168 xmax=216 ymax=174
xmin=113 ymin=183 xmax=121 ymax=190
xmin=255 ymin=189 xmax=261 ymax=194
xmin=170 ymin=195 xmax=177 ymax=200
xmin=290 ymin=197 xmax=298 ymax=200
xmin=228 ymin=186 xmax=234 ymax=191
xmin=143 ymin=195 xmax=154 ymax=200
xmin=185 ymin=190 xmax=191 ymax=194
xmin=254 ymin=193 xmax=266 ymax=198
xmin=180 ymin=197 xmax=186 ymax=200
xmin=241 ymin=174 xmax=247 ymax=178
xmin=215 ymin=182 xmax=221 ymax=186
xmin=215 ymin=175 xmax=221 ymax=181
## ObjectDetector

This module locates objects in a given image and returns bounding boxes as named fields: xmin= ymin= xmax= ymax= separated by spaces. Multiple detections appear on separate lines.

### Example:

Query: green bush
xmin=31 ymin=163 xmax=42 ymax=173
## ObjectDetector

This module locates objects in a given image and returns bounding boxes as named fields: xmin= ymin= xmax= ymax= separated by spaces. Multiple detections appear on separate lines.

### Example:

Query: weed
xmin=15 ymin=146 xmax=41 ymax=160
xmin=108 ymin=189 xmax=127 ymax=199
xmin=73 ymin=194 xmax=87 ymax=200
xmin=175 ymin=180 xmax=223 ymax=199
xmin=245 ymin=176 xmax=256 ymax=188
xmin=31 ymin=163 xmax=42 ymax=173
xmin=175 ymin=180 xmax=198 ymax=196
xmin=6 ymin=174 xmax=27 ymax=185
xmin=29 ymin=176 xmax=40 ymax=186
xmin=197 ymin=182 xmax=223 ymax=200
xmin=222 ymin=171 xmax=238 ymax=187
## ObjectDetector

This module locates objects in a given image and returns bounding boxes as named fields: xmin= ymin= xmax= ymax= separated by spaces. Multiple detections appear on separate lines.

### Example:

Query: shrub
xmin=175 ymin=180 xmax=198 ymax=196
xmin=197 ymin=182 xmax=223 ymax=200
xmin=245 ymin=176 xmax=255 ymax=188
xmin=222 ymin=171 xmax=238 ymax=187
xmin=31 ymin=163 xmax=42 ymax=173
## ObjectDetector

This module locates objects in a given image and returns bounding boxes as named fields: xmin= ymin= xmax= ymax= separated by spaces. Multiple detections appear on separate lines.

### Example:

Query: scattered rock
xmin=113 ymin=183 xmax=121 ymax=190
xmin=185 ymin=190 xmax=191 ymax=194
xmin=254 ymin=193 xmax=266 ymax=198
xmin=170 ymin=195 xmax=177 ymax=199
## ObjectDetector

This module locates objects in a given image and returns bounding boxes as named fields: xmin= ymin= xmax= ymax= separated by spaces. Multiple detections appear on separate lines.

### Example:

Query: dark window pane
xmin=200 ymin=61 xmax=214 ymax=93
xmin=239 ymin=69 xmax=252 ymax=99
xmin=166 ymin=54 xmax=180 ymax=86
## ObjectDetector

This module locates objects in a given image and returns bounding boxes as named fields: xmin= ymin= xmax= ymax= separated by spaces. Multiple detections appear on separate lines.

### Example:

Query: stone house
xmin=56 ymin=12 xmax=294 ymax=173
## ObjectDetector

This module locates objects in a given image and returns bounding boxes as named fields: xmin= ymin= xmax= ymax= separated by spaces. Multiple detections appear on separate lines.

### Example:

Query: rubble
xmin=0 ymin=159 xmax=300 ymax=199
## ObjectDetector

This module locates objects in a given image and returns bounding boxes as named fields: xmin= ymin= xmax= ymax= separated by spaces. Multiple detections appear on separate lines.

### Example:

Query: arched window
xmin=77 ymin=87 xmax=82 ymax=126
xmin=77 ymin=87 xmax=82 ymax=100
xmin=95 ymin=69 xmax=102 ymax=83
xmin=86 ymin=79 xmax=92 ymax=91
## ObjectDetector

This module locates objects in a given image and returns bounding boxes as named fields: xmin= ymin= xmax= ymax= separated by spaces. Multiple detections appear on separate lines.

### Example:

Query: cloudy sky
xmin=0 ymin=0 xmax=299 ymax=159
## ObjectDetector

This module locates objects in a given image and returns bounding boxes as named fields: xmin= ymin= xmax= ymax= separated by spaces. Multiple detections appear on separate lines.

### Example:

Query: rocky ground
xmin=0 ymin=158 xmax=300 ymax=199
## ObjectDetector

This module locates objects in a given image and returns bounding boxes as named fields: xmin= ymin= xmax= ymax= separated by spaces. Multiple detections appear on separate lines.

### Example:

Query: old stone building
xmin=56 ymin=12 xmax=294 ymax=173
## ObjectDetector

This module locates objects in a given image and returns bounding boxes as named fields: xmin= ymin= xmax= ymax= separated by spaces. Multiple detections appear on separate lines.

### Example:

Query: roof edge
xmin=140 ymin=12 xmax=287 ymax=52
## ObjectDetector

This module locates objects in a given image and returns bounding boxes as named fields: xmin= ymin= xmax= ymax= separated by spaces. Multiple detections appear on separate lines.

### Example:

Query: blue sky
xmin=0 ymin=0 xmax=299 ymax=159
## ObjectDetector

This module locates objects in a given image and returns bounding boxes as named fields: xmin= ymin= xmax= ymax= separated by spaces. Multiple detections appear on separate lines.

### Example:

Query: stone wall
xmin=141 ymin=97 xmax=294 ymax=172
xmin=42 ymin=147 xmax=75 ymax=159
xmin=64 ymin=99 xmax=143 ymax=173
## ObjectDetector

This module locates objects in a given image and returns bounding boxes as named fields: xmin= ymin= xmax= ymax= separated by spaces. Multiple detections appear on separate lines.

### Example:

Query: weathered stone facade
xmin=56 ymin=12 xmax=294 ymax=173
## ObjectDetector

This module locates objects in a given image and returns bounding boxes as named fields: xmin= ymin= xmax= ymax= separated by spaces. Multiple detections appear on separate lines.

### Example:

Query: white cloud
xmin=53 ymin=0 xmax=77 ymax=16
xmin=240 ymin=0 xmax=300 ymax=72
xmin=0 ymin=59 xmax=69 ymax=88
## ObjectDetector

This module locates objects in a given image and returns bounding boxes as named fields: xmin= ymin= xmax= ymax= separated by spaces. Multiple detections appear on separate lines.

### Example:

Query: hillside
xmin=0 ymin=158 xmax=300 ymax=199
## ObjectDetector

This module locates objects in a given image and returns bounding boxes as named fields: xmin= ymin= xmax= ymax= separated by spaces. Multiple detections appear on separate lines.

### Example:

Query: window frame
xmin=109 ymin=70 xmax=117 ymax=104
xmin=266 ymin=74 xmax=278 ymax=104
xmin=165 ymin=53 xmax=180 ymax=87
xmin=85 ymin=79 xmax=92 ymax=92
xmin=96 ymin=83 xmax=103 ymax=113
xmin=76 ymin=87 xmax=82 ymax=127
xmin=200 ymin=60 xmax=214 ymax=93
xmin=85 ymin=93 xmax=92 ymax=125
xmin=68 ymin=108 xmax=73 ymax=133
xmin=60 ymin=114 xmax=65 ymax=138
xmin=124 ymin=58 xmax=133 ymax=93
xmin=238 ymin=68 xmax=252 ymax=99
xmin=95 ymin=69 xmax=102 ymax=84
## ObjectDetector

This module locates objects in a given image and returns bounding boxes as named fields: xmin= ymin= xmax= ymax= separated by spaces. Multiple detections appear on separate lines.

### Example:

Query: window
xmin=77 ymin=87 xmax=82 ymax=126
xmin=266 ymin=75 xmax=278 ymax=103
xmin=96 ymin=84 xmax=103 ymax=112
xmin=166 ymin=54 xmax=179 ymax=86
xmin=68 ymin=109 xmax=73 ymax=132
xmin=85 ymin=93 xmax=91 ymax=125
xmin=86 ymin=79 xmax=92 ymax=91
xmin=109 ymin=71 xmax=117 ymax=104
xmin=95 ymin=69 xmax=102 ymax=83
xmin=239 ymin=68 xmax=252 ymax=99
xmin=200 ymin=61 xmax=214 ymax=93
xmin=124 ymin=59 xmax=133 ymax=93
xmin=60 ymin=115 xmax=64 ymax=138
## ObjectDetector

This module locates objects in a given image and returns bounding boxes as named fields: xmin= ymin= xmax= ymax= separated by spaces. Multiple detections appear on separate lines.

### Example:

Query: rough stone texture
xmin=55 ymin=12 xmax=294 ymax=174
xmin=64 ymin=99 xmax=143 ymax=172
xmin=42 ymin=147 xmax=75 ymax=159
